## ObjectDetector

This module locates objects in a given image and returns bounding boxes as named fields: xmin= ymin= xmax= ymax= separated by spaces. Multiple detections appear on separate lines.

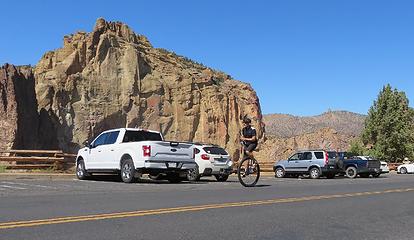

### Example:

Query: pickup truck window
xmin=105 ymin=131 xmax=120 ymax=145
xmin=93 ymin=133 xmax=109 ymax=147
xmin=327 ymin=151 xmax=338 ymax=159
xmin=314 ymin=152 xmax=324 ymax=159
xmin=122 ymin=130 xmax=162 ymax=142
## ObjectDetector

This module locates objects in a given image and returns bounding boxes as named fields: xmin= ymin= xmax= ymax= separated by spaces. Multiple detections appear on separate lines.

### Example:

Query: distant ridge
xmin=263 ymin=110 xmax=366 ymax=138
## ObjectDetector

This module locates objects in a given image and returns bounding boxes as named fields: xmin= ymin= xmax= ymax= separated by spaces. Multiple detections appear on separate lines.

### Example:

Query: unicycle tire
xmin=237 ymin=157 xmax=260 ymax=187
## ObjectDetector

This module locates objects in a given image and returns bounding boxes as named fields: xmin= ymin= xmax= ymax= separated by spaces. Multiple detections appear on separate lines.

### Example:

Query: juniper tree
xmin=362 ymin=84 xmax=414 ymax=162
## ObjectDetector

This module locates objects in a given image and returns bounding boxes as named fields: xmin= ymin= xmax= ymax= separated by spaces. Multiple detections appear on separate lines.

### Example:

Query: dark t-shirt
xmin=242 ymin=126 xmax=258 ymax=145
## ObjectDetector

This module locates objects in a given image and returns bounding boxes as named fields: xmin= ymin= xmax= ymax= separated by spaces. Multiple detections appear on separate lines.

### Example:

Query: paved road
xmin=0 ymin=173 xmax=413 ymax=240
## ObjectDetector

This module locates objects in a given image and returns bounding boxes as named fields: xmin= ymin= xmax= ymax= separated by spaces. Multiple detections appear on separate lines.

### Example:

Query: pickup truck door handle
xmin=294 ymin=161 xmax=299 ymax=163
xmin=110 ymin=149 xmax=114 ymax=151
xmin=170 ymin=149 xmax=177 ymax=152
xmin=98 ymin=150 xmax=102 ymax=153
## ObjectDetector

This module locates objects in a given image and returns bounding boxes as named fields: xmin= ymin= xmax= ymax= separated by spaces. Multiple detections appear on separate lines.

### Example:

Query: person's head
xmin=243 ymin=117 xmax=251 ymax=127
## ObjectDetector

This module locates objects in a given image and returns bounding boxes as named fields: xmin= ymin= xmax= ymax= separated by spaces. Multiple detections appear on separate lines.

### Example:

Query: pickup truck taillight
xmin=142 ymin=145 xmax=151 ymax=157
xmin=201 ymin=154 xmax=210 ymax=160
xmin=325 ymin=152 xmax=329 ymax=165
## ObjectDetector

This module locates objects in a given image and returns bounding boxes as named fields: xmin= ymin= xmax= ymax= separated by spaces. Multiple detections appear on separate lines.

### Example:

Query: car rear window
xmin=314 ymin=152 xmax=324 ymax=159
xmin=123 ymin=131 xmax=162 ymax=142
xmin=203 ymin=147 xmax=228 ymax=155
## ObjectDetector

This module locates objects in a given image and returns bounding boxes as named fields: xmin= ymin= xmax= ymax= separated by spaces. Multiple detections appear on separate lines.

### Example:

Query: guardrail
xmin=0 ymin=150 xmax=76 ymax=171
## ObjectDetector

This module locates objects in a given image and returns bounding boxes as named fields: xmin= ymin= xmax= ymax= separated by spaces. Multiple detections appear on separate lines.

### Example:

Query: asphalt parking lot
xmin=0 ymin=173 xmax=413 ymax=240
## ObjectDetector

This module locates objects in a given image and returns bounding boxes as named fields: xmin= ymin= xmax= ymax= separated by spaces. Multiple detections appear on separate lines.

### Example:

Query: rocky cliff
xmin=34 ymin=18 xmax=264 ymax=158
xmin=0 ymin=64 xmax=41 ymax=151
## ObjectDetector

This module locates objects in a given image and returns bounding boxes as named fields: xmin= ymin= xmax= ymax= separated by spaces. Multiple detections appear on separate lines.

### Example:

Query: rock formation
xmin=34 ymin=18 xmax=264 ymax=158
xmin=0 ymin=64 xmax=41 ymax=151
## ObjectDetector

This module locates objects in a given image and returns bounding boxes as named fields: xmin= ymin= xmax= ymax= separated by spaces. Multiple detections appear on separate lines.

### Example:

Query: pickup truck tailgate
xmin=148 ymin=141 xmax=194 ymax=162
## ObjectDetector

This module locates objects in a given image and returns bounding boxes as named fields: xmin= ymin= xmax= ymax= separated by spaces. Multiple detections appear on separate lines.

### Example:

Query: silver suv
xmin=273 ymin=150 xmax=338 ymax=179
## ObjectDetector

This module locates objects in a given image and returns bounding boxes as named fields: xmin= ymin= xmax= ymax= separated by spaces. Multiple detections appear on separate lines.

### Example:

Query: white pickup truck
xmin=75 ymin=128 xmax=197 ymax=183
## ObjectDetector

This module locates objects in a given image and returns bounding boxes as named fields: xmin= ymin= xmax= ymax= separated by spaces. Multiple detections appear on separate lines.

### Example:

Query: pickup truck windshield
xmin=123 ymin=130 xmax=162 ymax=142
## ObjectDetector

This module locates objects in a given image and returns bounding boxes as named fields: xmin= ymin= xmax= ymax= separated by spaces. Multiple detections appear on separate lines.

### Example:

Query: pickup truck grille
xmin=368 ymin=160 xmax=380 ymax=168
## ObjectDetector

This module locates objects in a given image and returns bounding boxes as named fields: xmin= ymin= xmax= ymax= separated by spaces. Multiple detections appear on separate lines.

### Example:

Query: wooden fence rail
xmin=0 ymin=150 xmax=76 ymax=171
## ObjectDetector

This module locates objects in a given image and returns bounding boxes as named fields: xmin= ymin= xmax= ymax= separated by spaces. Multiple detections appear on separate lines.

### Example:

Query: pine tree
xmin=362 ymin=84 xmax=414 ymax=162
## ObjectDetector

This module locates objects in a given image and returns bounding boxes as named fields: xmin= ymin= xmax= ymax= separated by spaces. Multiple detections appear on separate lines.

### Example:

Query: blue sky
xmin=1 ymin=0 xmax=413 ymax=116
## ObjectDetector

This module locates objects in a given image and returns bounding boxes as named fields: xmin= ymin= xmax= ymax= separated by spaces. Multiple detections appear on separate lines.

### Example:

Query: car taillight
xmin=325 ymin=152 xmax=329 ymax=165
xmin=143 ymin=145 xmax=151 ymax=157
xmin=201 ymin=154 xmax=210 ymax=160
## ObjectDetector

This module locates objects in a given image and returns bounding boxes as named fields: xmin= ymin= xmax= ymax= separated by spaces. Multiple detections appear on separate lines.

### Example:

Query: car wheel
xmin=167 ymin=173 xmax=182 ymax=183
xmin=372 ymin=173 xmax=380 ymax=178
xmin=345 ymin=166 xmax=358 ymax=179
xmin=275 ymin=167 xmax=285 ymax=178
xmin=76 ymin=160 xmax=90 ymax=180
xmin=400 ymin=167 xmax=408 ymax=174
xmin=215 ymin=174 xmax=229 ymax=182
xmin=326 ymin=173 xmax=335 ymax=179
xmin=309 ymin=167 xmax=321 ymax=179
xmin=187 ymin=167 xmax=200 ymax=182
xmin=121 ymin=159 xmax=136 ymax=183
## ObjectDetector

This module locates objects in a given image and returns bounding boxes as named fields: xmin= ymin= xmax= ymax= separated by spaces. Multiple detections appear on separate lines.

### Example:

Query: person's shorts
xmin=245 ymin=143 xmax=257 ymax=153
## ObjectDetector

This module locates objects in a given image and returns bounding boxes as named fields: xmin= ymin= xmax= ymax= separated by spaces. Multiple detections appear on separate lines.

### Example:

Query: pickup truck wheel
xmin=187 ymin=168 xmax=200 ymax=182
xmin=167 ymin=173 xmax=182 ymax=183
xmin=372 ymin=173 xmax=381 ymax=178
xmin=76 ymin=160 xmax=90 ymax=180
xmin=121 ymin=159 xmax=136 ymax=183
xmin=275 ymin=167 xmax=285 ymax=178
xmin=214 ymin=174 xmax=229 ymax=182
xmin=309 ymin=167 xmax=321 ymax=179
xmin=345 ymin=166 xmax=358 ymax=179
xmin=400 ymin=167 xmax=408 ymax=174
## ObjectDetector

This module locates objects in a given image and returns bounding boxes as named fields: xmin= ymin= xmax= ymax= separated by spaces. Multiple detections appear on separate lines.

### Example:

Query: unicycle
xmin=237 ymin=146 xmax=260 ymax=187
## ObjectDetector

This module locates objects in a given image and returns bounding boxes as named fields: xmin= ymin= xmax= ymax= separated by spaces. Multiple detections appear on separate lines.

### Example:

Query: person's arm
xmin=240 ymin=129 xmax=257 ymax=142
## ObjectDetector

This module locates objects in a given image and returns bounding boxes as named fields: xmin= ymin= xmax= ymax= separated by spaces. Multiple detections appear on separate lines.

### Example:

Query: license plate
xmin=215 ymin=158 xmax=227 ymax=162
xmin=168 ymin=162 xmax=177 ymax=168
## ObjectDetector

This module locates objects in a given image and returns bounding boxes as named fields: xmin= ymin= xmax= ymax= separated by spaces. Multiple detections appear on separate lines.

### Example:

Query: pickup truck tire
xmin=275 ymin=167 xmax=285 ymax=178
xmin=167 ymin=173 xmax=182 ymax=183
xmin=309 ymin=167 xmax=321 ymax=179
xmin=345 ymin=166 xmax=358 ymax=179
xmin=76 ymin=160 xmax=90 ymax=180
xmin=400 ymin=167 xmax=408 ymax=174
xmin=215 ymin=174 xmax=229 ymax=182
xmin=121 ymin=159 xmax=136 ymax=183
xmin=372 ymin=173 xmax=380 ymax=178
xmin=187 ymin=168 xmax=199 ymax=182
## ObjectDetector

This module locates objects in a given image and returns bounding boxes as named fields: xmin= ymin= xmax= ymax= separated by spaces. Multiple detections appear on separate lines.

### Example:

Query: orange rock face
xmin=34 ymin=18 xmax=264 ymax=158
